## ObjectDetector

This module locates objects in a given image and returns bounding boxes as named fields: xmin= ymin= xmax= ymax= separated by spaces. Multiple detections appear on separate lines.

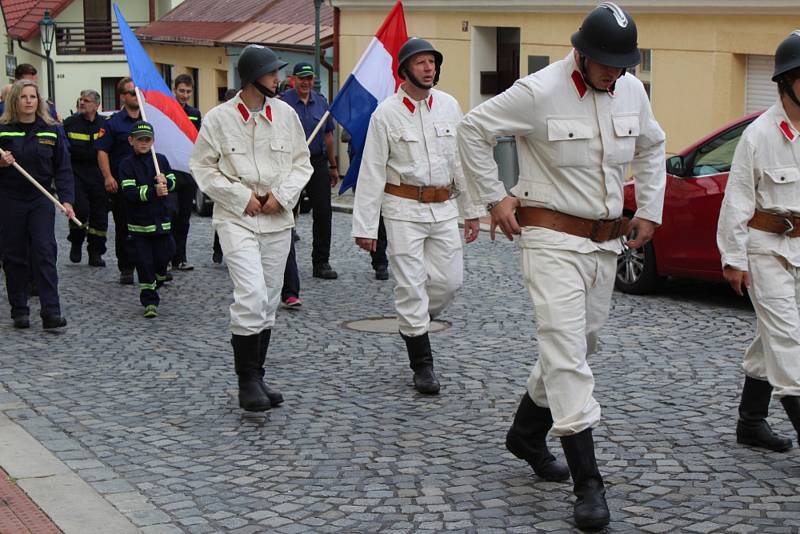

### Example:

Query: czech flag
xmin=330 ymin=0 xmax=407 ymax=193
xmin=114 ymin=4 xmax=197 ymax=173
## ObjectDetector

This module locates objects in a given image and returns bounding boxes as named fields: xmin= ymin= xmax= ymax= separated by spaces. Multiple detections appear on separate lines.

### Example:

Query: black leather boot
xmin=506 ymin=393 xmax=570 ymax=481
xmin=69 ymin=242 xmax=82 ymax=263
xmin=737 ymin=376 xmax=792 ymax=452
xmin=231 ymin=334 xmax=271 ymax=412
xmin=560 ymin=428 xmax=610 ymax=530
xmin=401 ymin=332 xmax=440 ymax=395
xmin=780 ymin=396 xmax=800 ymax=447
xmin=257 ymin=329 xmax=284 ymax=406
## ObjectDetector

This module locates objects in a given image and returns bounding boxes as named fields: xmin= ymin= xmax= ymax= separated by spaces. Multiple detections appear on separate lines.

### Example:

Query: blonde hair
xmin=0 ymin=80 xmax=55 ymax=125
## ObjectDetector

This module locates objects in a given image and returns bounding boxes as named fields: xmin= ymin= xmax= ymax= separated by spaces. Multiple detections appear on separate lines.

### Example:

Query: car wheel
xmin=194 ymin=187 xmax=213 ymax=216
xmin=615 ymin=240 xmax=660 ymax=294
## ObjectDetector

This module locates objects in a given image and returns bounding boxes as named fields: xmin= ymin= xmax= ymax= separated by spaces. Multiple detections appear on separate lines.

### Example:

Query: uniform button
xmin=628 ymin=129 xmax=632 ymax=134
xmin=781 ymin=176 xmax=785 ymax=181
xmin=568 ymin=133 xmax=574 ymax=138
xmin=524 ymin=192 xmax=528 ymax=197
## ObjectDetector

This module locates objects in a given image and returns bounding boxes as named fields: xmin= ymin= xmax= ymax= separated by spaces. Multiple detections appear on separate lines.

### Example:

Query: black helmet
xmin=571 ymin=2 xmax=640 ymax=69
xmin=237 ymin=45 xmax=287 ymax=86
xmin=773 ymin=31 xmax=800 ymax=81
xmin=397 ymin=37 xmax=443 ymax=84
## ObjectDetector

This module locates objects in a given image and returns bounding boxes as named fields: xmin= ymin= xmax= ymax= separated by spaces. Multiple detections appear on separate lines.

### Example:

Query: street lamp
xmin=38 ymin=9 xmax=56 ymax=105
xmin=313 ymin=0 xmax=322 ymax=92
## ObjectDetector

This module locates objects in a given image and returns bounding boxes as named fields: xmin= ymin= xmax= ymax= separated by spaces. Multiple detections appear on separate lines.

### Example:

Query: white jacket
xmin=458 ymin=52 xmax=666 ymax=252
xmin=190 ymin=93 xmax=312 ymax=234
xmin=717 ymin=101 xmax=800 ymax=270
xmin=352 ymin=86 xmax=484 ymax=240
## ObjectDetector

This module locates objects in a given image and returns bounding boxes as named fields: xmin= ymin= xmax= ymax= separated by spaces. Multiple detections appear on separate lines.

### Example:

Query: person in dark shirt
xmin=282 ymin=62 xmax=339 ymax=280
xmin=171 ymin=74 xmax=201 ymax=271
xmin=95 ymin=77 xmax=142 ymax=285
xmin=63 ymin=89 xmax=109 ymax=267
xmin=0 ymin=80 xmax=74 ymax=329
xmin=118 ymin=121 xmax=176 ymax=318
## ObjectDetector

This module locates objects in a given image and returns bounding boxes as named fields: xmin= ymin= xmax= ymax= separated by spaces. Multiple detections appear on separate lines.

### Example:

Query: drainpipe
xmin=149 ymin=0 xmax=156 ymax=22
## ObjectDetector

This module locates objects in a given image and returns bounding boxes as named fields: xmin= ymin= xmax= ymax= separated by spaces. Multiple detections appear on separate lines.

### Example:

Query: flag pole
xmin=0 ymin=147 xmax=82 ymax=226
xmin=134 ymin=87 xmax=163 ymax=176
xmin=306 ymin=110 xmax=330 ymax=146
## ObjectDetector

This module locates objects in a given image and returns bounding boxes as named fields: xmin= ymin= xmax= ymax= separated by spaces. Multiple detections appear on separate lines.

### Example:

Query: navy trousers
xmin=0 ymin=195 xmax=61 ymax=317
xmin=67 ymin=167 xmax=108 ymax=256
xmin=307 ymin=154 xmax=332 ymax=265
xmin=132 ymin=234 xmax=175 ymax=307
xmin=281 ymin=229 xmax=300 ymax=301
xmin=171 ymin=171 xmax=196 ymax=265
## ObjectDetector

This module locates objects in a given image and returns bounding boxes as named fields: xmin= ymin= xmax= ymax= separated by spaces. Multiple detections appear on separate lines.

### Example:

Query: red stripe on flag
xmin=374 ymin=0 xmax=408 ymax=91
xmin=142 ymin=90 xmax=198 ymax=142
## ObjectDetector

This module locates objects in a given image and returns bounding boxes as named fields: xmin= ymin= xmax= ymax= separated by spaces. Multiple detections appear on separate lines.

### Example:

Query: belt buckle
xmin=417 ymin=186 xmax=431 ymax=203
xmin=783 ymin=217 xmax=795 ymax=235
xmin=589 ymin=220 xmax=602 ymax=242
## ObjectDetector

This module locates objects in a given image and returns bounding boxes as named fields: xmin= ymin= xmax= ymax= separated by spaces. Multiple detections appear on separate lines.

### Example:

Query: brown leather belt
xmin=384 ymin=183 xmax=451 ymax=203
xmin=516 ymin=207 xmax=630 ymax=242
xmin=748 ymin=210 xmax=800 ymax=237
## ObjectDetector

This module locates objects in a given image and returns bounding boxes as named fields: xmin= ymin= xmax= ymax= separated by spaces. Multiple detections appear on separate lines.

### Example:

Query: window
xmin=159 ymin=63 xmax=172 ymax=90
xmin=690 ymin=123 xmax=750 ymax=176
xmin=189 ymin=68 xmax=199 ymax=107
xmin=630 ymin=48 xmax=651 ymax=98
xmin=101 ymin=76 xmax=122 ymax=110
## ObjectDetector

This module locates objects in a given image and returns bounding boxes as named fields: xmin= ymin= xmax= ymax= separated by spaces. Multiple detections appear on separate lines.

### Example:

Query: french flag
xmin=330 ymin=0 xmax=408 ymax=193
xmin=114 ymin=4 xmax=197 ymax=173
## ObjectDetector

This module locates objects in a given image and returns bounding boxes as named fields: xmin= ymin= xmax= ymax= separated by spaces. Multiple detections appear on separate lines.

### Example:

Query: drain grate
xmin=342 ymin=316 xmax=451 ymax=334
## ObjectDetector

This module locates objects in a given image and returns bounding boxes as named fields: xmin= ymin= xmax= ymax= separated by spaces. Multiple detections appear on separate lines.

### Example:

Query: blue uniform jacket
xmin=0 ymin=117 xmax=74 ymax=203
xmin=94 ymin=109 xmax=140 ymax=180
xmin=119 ymin=152 xmax=176 ymax=235
xmin=182 ymin=103 xmax=202 ymax=132
xmin=281 ymin=89 xmax=334 ymax=156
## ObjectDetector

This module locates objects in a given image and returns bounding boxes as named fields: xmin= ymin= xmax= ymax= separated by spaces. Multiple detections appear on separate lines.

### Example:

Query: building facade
xmin=331 ymin=0 xmax=799 ymax=154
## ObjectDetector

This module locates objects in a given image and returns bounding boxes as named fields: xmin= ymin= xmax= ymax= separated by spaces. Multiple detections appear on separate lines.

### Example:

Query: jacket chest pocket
xmin=760 ymin=166 xmax=800 ymax=210
xmin=269 ymin=138 xmax=291 ymax=172
xmin=36 ymin=143 xmax=55 ymax=176
xmin=547 ymin=118 xmax=593 ymax=167
xmin=220 ymin=140 xmax=254 ymax=182
xmin=611 ymin=114 xmax=640 ymax=165
xmin=389 ymin=128 xmax=422 ymax=172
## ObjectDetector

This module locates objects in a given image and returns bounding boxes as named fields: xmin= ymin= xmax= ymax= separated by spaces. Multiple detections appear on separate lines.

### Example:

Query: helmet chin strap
xmin=579 ymin=55 xmax=624 ymax=92
xmin=402 ymin=67 xmax=435 ymax=90
xmin=780 ymin=77 xmax=800 ymax=109
xmin=252 ymin=80 xmax=277 ymax=99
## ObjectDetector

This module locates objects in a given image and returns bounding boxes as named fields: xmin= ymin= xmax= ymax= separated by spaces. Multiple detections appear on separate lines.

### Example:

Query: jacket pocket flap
xmin=390 ymin=128 xmax=419 ymax=143
xmin=547 ymin=118 xmax=593 ymax=141
xmin=612 ymin=115 xmax=640 ymax=137
xmin=434 ymin=122 xmax=455 ymax=137
xmin=764 ymin=167 xmax=800 ymax=184
xmin=270 ymin=138 xmax=290 ymax=152
xmin=221 ymin=144 xmax=244 ymax=156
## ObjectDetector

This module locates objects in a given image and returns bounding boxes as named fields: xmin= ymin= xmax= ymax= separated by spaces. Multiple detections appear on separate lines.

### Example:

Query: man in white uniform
xmin=353 ymin=38 xmax=483 ymax=395
xmin=458 ymin=3 xmax=665 ymax=528
xmin=191 ymin=46 xmax=312 ymax=412
xmin=717 ymin=31 xmax=800 ymax=452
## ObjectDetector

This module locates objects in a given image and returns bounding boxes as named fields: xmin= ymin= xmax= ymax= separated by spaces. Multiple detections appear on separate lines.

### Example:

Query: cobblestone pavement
xmin=1 ymin=211 xmax=799 ymax=534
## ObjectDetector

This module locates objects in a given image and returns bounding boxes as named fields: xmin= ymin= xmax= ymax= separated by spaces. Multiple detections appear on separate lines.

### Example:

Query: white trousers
xmin=522 ymin=248 xmax=617 ymax=437
xmin=384 ymin=217 xmax=463 ymax=337
xmin=215 ymin=221 xmax=291 ymax=336
xmin=742 ymin=253 xmax=800 ymax=398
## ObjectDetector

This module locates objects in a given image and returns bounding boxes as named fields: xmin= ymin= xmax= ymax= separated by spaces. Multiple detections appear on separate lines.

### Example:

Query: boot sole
xmin=240 ymin=402 xmax=271 ymax=412
xmin=736 ymin=435 xmax=792 ymax=452
xmin=575 ymin=515 xmax=610 ymax=530
xmin=506 ymin=431 xmax=571 ymax=482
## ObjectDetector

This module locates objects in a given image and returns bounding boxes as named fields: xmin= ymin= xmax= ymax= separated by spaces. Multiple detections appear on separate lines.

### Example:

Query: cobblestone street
xmin=1 ymin=211 xmax=799 ymax=533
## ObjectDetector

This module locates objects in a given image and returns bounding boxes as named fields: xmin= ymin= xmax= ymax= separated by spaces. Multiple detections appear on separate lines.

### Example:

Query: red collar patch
xmin=427 ymin=95 xmax=433 ymax=109
xmin=237 ymin=103 xmax=250 ymax=122
xmin=264 ymin=105 xmax=272 ymax=123
xmin=779 ymin=120 xmax=796 ymax=142
xmin=571 ymin=70 xmax=587 ymax=99
xmin=402 ymin=97 xmax=415 ymax=114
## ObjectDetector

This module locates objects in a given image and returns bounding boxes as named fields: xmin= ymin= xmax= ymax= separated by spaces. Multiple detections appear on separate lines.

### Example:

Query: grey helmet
xmin=571 ymin=2 xmax=641 ymax=68
xmin=397 ymin=37 xmax=443 ymax=85
xmin=237 ymin=45 xmax=287 ymax=92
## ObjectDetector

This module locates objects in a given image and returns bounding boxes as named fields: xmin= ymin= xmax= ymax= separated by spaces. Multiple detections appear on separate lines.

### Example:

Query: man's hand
xmin=329 ymin=167 xmax=340 ymax=187
xmin=155 ymin=173 xmax=166 ymax=185
xmin=490 ymin=196 xmax=522 ymax=241
xmin=62 ymin=202 xmax=75 ymax=221
xmin=244 ymin=193 xmax=261 ymax=216
xmin=155 ymin=183 xmax=168 ymax=197
xmin=626 ymin=217 xmax=657 ymax=249
xmin=0 ymin=151 xmax=15 ymax=167
xmin=723 ymin=266 xmax=751 ymax=296
xmin=104 ymin=177 xmax=118 ymax=194
xmin=260 ymin=192 xmax=283 ymax=215
xmin=355 ymin=237 xmax=377 ymax=252
xmin=464 ymin=218 xmax=480 ymax=243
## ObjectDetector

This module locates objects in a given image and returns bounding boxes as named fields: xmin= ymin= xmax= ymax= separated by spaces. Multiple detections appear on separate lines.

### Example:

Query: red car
xmin=616 ymin=111 xmax=764 ymax=294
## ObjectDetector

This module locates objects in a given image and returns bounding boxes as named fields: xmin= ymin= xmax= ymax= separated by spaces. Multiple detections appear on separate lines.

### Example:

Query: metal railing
xmin=55 ymin=20 xmax=146 ymax=55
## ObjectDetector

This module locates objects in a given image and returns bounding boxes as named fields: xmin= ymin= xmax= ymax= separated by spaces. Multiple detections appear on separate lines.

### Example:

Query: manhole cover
xmin=342 ymin=316 xmax=451 ymax=334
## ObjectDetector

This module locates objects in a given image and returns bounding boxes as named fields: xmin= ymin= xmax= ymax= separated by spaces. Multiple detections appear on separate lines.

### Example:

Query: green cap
xmin=130 ymin=121 xmax=154 ymax=139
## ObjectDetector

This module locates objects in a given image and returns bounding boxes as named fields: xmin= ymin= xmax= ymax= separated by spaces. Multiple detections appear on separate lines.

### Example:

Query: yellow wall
xmin=142 ymin=43 xmax=229 ymax=113
xmin=338 ymin=8 xmax=800 ymax=154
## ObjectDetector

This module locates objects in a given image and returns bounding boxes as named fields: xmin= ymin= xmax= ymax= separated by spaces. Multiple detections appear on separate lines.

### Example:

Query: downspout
xmin=149 ymin=0 xmax=156 ymax=22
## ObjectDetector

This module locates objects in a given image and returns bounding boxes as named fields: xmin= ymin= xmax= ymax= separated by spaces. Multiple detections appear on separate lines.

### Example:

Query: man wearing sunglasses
xmin=96 ymin=78 xmax=144 ymax=285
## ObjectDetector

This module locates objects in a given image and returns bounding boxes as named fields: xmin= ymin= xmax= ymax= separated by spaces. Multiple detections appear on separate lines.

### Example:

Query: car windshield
xmin=690 ymin=123 xmax=750 ymax=176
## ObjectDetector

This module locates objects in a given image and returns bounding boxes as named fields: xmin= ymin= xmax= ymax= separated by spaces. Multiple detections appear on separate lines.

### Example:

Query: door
xmin=84 ymin=0 xmax=111 ymax=53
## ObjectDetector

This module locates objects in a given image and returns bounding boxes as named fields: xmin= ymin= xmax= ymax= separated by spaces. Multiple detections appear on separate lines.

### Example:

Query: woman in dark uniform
xmin=0 ymin=80 xmax=74 ymax=329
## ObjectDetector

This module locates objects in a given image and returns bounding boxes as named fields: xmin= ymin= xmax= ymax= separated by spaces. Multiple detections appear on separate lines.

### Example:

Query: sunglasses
xmin=122 ymin=90 xmax=137 ymax=96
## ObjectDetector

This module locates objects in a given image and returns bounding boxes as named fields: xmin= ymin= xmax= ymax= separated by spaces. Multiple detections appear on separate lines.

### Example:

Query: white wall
xmin=470 ymin=26 xmax=496 ymax=109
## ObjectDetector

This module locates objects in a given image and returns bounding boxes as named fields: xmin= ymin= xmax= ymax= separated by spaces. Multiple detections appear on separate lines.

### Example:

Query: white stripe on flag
xmin=352 ymin=37 xmax=396 ymax=103
xmin=143 ymin=102 xmax=194 ymax=174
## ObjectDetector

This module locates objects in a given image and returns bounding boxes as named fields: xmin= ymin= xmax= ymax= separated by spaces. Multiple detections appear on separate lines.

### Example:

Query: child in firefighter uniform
xmin=190 ymin=45 xmax=312 ymax=412
xmin=119 ymin=121 xmax=176 ymax=318
xmin=718 ymin=31 xmax=800 ymax=452
xmin=352 ymin=38 xmax=483 ymax=396
xmin=458 ymin=3 xmax=665 ymax=529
